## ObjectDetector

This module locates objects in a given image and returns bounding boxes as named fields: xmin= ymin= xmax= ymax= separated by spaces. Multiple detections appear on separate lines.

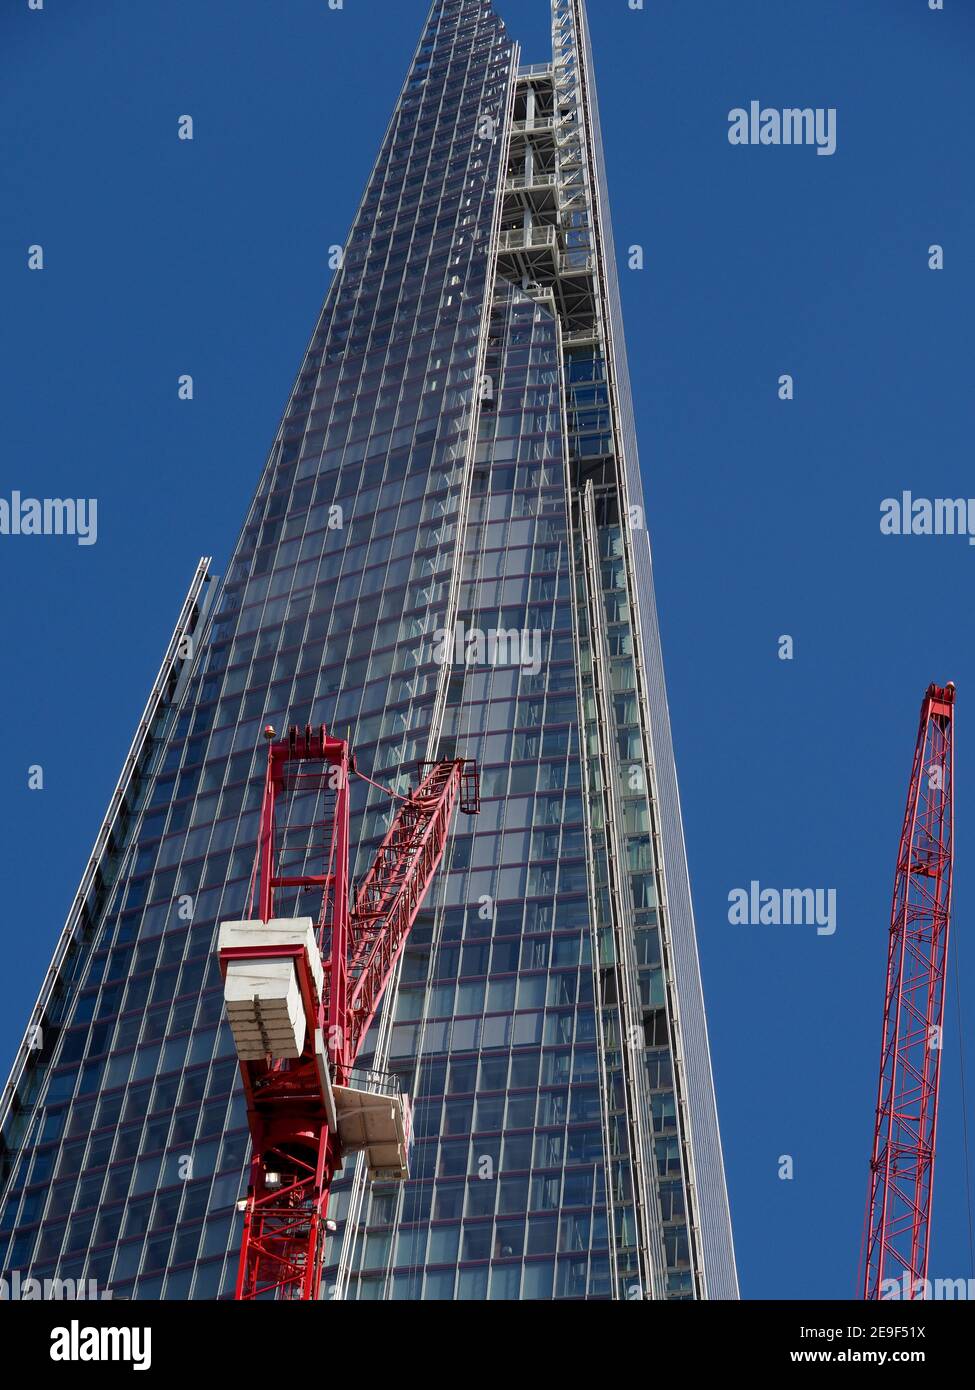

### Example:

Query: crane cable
xmin=353 ymin=766 xmax=411 ymax=803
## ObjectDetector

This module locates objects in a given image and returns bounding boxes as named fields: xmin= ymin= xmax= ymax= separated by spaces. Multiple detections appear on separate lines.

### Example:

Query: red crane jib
xmin=215 ymin=724 xmax=479 ymax=1301
xmin=861 ymin=683 xmax=955 ymax=1301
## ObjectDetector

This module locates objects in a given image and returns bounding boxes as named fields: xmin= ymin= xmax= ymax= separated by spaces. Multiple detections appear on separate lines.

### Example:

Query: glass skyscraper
xmin=0 ymin=0 xmax=737 ymax=1300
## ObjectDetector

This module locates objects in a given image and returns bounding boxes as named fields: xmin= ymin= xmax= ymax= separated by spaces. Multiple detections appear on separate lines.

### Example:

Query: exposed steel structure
xmin=217 ymin=724 xmax=479 ymax=1300
xmin=862 ymin=683 xmax=955 ymax=1300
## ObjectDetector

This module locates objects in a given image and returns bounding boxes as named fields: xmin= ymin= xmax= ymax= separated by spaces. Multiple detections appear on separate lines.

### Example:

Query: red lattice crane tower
xmin=216 ymin=724 xmax=479 ymax=1300
xmin=862 ymin=682 xmax=955 ymax=1300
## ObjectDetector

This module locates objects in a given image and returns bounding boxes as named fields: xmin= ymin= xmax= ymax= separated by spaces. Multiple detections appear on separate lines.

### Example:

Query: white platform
xmin=333 ymin=1086 xmax=413 ymax=1182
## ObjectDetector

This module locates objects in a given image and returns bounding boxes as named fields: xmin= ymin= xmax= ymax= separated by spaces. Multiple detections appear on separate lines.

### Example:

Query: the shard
xmin=0 ymin=0 xmax=737 ymax=1300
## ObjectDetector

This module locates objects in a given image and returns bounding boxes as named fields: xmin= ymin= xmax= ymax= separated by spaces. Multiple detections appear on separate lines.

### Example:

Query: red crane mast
xmin=862 ymin=682 xmax=955 ymax=1300
xmin=216 ymin=724 xmax=479 ymax=1300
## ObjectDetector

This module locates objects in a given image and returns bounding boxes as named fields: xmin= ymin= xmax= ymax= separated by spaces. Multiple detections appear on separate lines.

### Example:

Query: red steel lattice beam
xmin=862 ymin=683 xmax=955 ymax=1300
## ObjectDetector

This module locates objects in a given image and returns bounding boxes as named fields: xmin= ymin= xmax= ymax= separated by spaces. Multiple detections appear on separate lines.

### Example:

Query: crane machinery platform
xmin=216 ymin=723 xmax=479 ymax=1301
xmin=861 ymin=682 xmax=955 ymax=1300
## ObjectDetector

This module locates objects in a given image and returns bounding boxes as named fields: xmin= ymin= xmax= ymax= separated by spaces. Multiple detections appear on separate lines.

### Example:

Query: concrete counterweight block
xmin=218 ymin=918 xmax=323 ymax=1063
xmin=224 ymin=958 xmax=305 ymax=1060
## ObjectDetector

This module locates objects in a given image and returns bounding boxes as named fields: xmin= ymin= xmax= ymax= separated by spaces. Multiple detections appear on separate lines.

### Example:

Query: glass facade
xmin=0 ymin=0 xmax=737 ymax=1300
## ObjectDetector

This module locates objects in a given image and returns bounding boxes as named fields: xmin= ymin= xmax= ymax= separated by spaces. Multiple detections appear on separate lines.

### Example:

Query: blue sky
xmin=1 ymin=0 xmax=973 ymax=1299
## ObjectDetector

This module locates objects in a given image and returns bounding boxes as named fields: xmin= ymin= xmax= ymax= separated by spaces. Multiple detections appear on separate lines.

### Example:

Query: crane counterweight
xmin=215 ymin=724 xmax=478 ymax=1300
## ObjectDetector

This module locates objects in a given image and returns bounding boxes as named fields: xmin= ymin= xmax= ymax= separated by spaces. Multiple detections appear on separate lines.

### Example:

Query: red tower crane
xmin=216 ymin=724 xmax=479 ymax=1301
xmin=862 ymin=682 xmax=955 ymax=1300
